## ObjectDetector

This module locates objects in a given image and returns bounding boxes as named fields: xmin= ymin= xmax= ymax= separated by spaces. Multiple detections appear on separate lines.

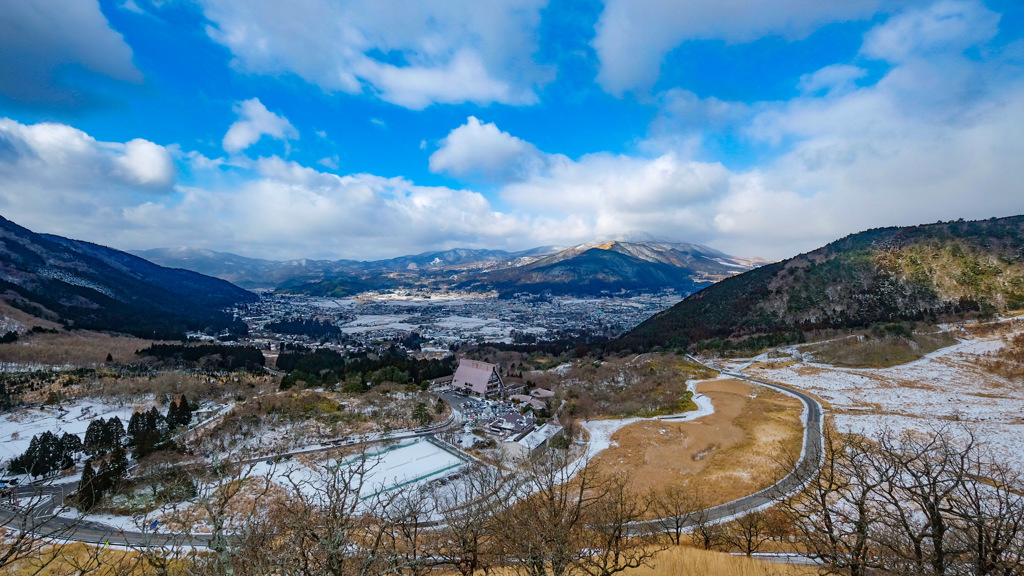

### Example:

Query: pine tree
xmin=166 ymin=398 xmax=181 ymax=429
xmin=61 ymin=432 xmax=82 ymax=458
xmin=107 ymin=447 xmax=128 ymax=490
xmin=107 ymin=416 xmax=125 ymax=448
xmin=77 ymin=460 xmax=100 ymax=511
xmin=84 ymin=418 xmax=108 ymax=457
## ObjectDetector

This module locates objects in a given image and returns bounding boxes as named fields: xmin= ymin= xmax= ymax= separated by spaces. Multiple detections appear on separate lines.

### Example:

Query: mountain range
xmin=0 ymin=215 xmax=254 ymax=340
xmin=619 ymin=215 xmax=1024 ymax=352
xmin=135 ymin=235 xmax=765 ymax=297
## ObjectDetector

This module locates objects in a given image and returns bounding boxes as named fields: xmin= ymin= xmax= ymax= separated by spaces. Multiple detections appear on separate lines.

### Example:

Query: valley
xmin=2 ymin=215 xmax=1024 ymax=576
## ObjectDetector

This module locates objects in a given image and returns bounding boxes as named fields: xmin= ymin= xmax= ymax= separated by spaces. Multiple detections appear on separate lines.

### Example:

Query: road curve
xmin=629 ymin=356 xmax=825 ymax=534
xmin=2 ymin=359 xmax=823 ymax=548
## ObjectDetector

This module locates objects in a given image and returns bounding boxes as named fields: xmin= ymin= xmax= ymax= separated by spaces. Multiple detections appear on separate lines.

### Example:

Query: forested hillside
xmin=619 ymin=216 xmax=1024 ymax=352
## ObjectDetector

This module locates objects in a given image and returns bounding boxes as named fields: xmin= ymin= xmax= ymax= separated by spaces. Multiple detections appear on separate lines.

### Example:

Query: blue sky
xmin=1 ymin=0 xmax=1023 ymax=260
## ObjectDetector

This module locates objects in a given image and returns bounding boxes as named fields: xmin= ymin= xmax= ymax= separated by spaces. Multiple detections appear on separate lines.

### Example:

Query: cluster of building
xmin=233 ymin=291 xmax=682 ymax=355
xmin=445 ymin=358 xmax=563 ymax=458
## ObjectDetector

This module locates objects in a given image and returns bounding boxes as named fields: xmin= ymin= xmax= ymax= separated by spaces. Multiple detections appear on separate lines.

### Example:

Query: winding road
xmin=630 ymin=356 xmax=825 ymax=534
xmin=0 ymin=357 xmax=824 ymax=549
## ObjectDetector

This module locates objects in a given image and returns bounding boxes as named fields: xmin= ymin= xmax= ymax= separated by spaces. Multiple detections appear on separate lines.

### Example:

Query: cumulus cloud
xmin=222 ymin=98 xmax=298 ymax=154
xmin=0 ymin=0 xmax=141 ymax=108
xmin=0 ymin=117 xmax=534 ymax=260
xmin=0 ymin=118 xmax=176 ymax=240
xmin=429 ymin=117 xmax=549 ymax=182
xmin=199 ymin=0 xmax=549 ymax=109
xmin=592 ymin=0 xmax=889 ymax=94
xmin=702 ymin=0 xmax=1024 ymax=257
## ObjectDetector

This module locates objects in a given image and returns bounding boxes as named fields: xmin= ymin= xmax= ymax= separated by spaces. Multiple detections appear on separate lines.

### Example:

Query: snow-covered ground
xmin=741 ymin=329 xmax=1024 ymax=472
xmin=252 ymin=438 xmax=469 ymax=499
xmin=0 ymin=399 xmax=142 ymax=463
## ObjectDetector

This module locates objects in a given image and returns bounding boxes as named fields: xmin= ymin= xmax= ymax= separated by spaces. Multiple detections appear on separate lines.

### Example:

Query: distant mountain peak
xmin=577 ymin=230 xmax=677 ymax=248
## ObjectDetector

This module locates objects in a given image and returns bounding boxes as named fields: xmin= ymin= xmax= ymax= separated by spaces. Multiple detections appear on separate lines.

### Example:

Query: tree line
xmin=137 ymin=343 xmax=266 ymax=372
xmin=278 ymin=347 xmax=455 ymax=391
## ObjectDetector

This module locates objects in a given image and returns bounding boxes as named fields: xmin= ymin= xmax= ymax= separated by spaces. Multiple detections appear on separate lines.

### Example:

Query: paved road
xmin=1 ymin=360 xmax=823 ymax=548
xmin=629 ymin=356 xmax=825 ymax=534
xmin=0 ymin=409 xmax=462 ymax=548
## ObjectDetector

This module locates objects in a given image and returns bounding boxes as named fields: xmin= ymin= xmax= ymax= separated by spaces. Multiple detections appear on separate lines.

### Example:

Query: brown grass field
xmin=800 ymin=332 xmax=957 ymax=368
xmin=588 ymin=378 xmax=804 ymax=509
xmin=7 ymin=543 xmax=816 ymax=576
xmin=624 ymin=545 xmax=817 ymax=576
xmin=0 ymin=330 xmax=157 ymax=366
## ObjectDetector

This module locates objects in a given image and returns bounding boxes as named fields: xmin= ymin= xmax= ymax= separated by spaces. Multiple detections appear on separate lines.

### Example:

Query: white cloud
xmin=0 ymin=0 xmax=142 ymax=107
xmin=113 ymin=139 xmax=177 ymax=188
xmin=0 ymin=118 xmax=177 ymax=241
xmin=429 ymin=117 xmax=549 ymax=182
xmin=222 ymin=98 xmax=298 ymax=153
xmin=592 ymin=0 xmax=890 ymax=94
xmin=0 ymin=117 xmax=534 ymax=260
xmin=798 ymin=64 xmax=868 ymax=96
xmin=862 ymin=0 xmax=999 ymax=63
xmin=702 ymin=0 xmax=1024 ymax=257
xmin=198 ymin=0 xmax=549 ymax=109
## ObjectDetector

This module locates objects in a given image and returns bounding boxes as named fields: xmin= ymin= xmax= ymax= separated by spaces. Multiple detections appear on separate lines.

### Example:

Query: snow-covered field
xmin=0 ymin=399 xmax=141 ymax=463
xmin=340 ymin=314 xmax=418 ymax=333
xmin=741 ymin=328 xmax=1024 ymax=472
xmin=253 ymin=438 xmax=469 ymax=499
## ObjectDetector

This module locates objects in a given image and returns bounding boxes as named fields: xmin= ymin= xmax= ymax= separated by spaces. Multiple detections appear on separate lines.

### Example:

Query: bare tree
xmin=500 ymin=448 xmax=605 ymax=576
xmin=871 ymin=428 xmax=974 ymax=576
xmin=688 ymin=503 xmax=724 ymax=551
xmin=719 ymin=509 xmax=776 ymax=557
xmin=651 ymin=483 xmax=706 ymax=546
xmin=948 ymin=455 xmax=1024 ymax=575
xmin=780 ymin=425 xmax=887 ymax=576
xmin=383 ymin=486 xmax=436 ymax=576
xmin=577 ymin=472 xmax=664 ymax=576
xmin=433 ymin=463 xmax=516 ymax=576
xmin=233 ymin=448 xmax=405 ymax=576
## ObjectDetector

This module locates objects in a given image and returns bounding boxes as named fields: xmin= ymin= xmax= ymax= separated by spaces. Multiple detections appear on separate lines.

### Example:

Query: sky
xmin=1 ymin=0 xmax=1023 ymax=261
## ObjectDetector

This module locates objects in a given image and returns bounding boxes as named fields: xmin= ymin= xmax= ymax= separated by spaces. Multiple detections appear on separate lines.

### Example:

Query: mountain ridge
xmin=617 ymin=215 xmax=1024 ymax=352
xmin=0 ymin=215 xmax=255 ymax=339
xmin=135 ymin=237 xmax=763 ymax=297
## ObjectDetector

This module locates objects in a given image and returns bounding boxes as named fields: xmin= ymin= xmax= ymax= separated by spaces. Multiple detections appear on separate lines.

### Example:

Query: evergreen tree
xmin=412 ymin=402 xmax=433 ymax=427
xmin=84 ymin=418 xmax=108 ymax=457
xmin=109 ymin=446 xmax=128 ymax=481
xmin=61 ymin=432 xmax=82 ymax=459
xmin=77 ymin=460 xmax=100 ymax=511
xmin=166 ymin=398 xmax=181 ymax=429
xmin=106 ymin=416 xmax=125 ymax=448
xmin=12 ymin=431 xmax=72 ymax=477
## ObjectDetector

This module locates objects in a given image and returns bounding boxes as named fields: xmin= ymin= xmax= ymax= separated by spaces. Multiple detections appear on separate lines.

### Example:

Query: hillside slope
xmin=0 ymin=216 xmax=254 ymax=339
xmin=620 ymin=216 xmax=1024 ymax=351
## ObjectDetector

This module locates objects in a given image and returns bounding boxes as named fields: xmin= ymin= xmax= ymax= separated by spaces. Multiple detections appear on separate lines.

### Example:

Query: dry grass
xmin=624 ymin=545 xmax=817 ymax=576
xmin=801 ymin=332 xmax=957 ymax=368
xmin=0 ymin=299 xmax=61 ymax=331
xmin=0 ymin=541 xmax=192 ymax=575
xmin=588 ymin=378 xmax=804 ymax=509
xmin=0 ymin=330 xmax=157 ymax=366
xmin=483 ymin=545 xmax=816 ymax=576
xmin=978 ymin=331 xmax=1024 ymax=381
